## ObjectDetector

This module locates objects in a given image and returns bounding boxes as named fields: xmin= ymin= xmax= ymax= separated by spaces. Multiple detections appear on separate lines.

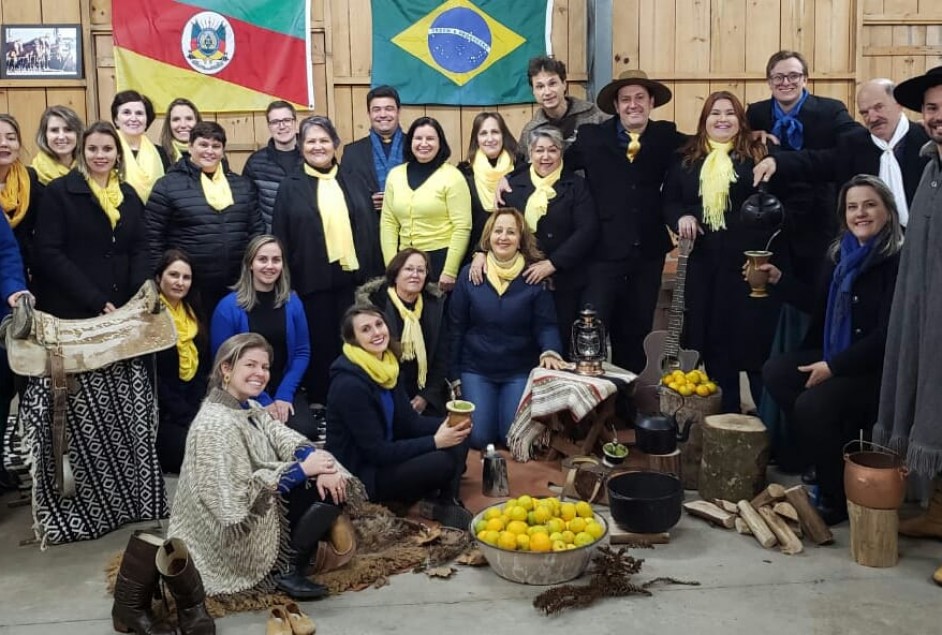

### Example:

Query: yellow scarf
xmin=200 ymin=164 xmax=234 ymax=211
xmin=343 ymin=342 xmax=399 ymax=389
xmin=86 ymin=171 xmax=124 ymax=229
xmin=524 ymin=161 xmax=563 ymax=232
xmin=485 ymin=251 xmax=525 ymax=296
xmin=304 ymin=164 xmax=360 ymax=271
xmin=699 ymin=140 xmax=737 ymax=231
xmin=171 ymin=140 xmax=189 ymax=163
xmin=472 ymin=149 xmax=514 ymax=213
xmin=386 ymin=287 xmax=427 ymax=389
xmin=0 ymin=161 xmax=31 ymax=228
xmin=161 ymin=293 xmax=199 ymax=382
xmin=120 ymin=132 xmax=164 ymax=202
xmin=31 ymin=152 xmax=71 ymax=185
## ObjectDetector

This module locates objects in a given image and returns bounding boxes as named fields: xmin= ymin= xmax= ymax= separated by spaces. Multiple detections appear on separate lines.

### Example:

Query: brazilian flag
xmin=371 ymin=0 xmax=551 ymax=105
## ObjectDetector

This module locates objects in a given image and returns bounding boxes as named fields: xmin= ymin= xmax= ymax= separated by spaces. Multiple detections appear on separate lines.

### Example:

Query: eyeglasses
xmin=769 ymin=72 xmax=805 ymax=86
xmin=401 ymin=266 xmax=427 ymax=276
xmin=268 ymin=117 xmax=296 ymax=127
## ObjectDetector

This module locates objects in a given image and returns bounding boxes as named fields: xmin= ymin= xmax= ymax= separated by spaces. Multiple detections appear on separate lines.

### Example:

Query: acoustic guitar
xmin=634 ymin=237 xmax=700 ymax=415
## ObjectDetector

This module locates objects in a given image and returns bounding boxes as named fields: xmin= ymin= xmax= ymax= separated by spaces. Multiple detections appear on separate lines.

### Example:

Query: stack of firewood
xmin=682 ymin=484 xmax=834 ymax=554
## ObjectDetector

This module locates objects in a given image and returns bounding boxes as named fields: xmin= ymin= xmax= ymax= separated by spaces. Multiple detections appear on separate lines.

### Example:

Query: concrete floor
xmin=1 ymin=482 xmax=940 ymax=635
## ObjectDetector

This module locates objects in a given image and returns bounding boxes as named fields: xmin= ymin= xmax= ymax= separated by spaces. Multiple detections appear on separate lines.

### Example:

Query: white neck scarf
xmin=871 ymin=114 xmax=910 ymax=227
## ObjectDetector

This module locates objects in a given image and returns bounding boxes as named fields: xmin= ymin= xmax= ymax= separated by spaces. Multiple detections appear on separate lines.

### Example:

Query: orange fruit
xmin=529 ymin=532 xmax=552 ymax=552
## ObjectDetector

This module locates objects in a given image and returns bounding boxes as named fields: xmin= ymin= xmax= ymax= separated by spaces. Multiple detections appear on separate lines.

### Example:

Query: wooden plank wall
xmin=3 ymin=1 xmax=941 ymax=172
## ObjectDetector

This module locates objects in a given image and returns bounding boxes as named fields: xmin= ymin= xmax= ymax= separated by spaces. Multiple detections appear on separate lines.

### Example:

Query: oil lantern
xmin=571 ymin=305 xmax=606 ymax=376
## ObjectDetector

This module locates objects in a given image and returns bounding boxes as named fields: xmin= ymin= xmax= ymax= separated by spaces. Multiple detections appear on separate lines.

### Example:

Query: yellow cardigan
xmin=379 ymin=162 xmax=472 ymax=278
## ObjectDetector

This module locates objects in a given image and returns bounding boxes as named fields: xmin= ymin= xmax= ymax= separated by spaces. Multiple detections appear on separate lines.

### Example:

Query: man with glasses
xmin=243 ymin=100 xmax=300 ymax=230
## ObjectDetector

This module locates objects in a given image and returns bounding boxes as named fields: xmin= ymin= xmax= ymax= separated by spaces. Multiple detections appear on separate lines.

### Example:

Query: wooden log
xmin=647 ymin=449 xmax=682 ymax=480
xmin=660 ymin=388 xmax=721 ymax=490
xmin=750 ymin=483 xmax=787 ymax=509
xmin=609 ymin=529 xmax=671 ymax=545
xmin=735 ymin=517 xmax=753 ymax=535
xmin=773 ymin=502 xmax=799 ymax=523
xmin=699 ymin=414 xmax=770 ymax=502
xmin=787 ymin=519 xmax=804 ymax=539
xmin=683 ymin=500 xmax=736 ymax=528
xmin=848 ymin=500 xmax=899 ymax=568
xmin=759 ymin=505 xmax=804 ymax=555
xmin=713 ymin=499 xmax=740 ymax=514
xmin=784 ymin=485 xmax=834 ymax=545
xmin=737 ymin=500 xmax=777 ymax=549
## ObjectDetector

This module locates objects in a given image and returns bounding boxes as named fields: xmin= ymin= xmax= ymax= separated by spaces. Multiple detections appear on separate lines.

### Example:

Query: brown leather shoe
xmin=900 ymin=480 xmax=942 ymax=539
xmin=155 ymin=538 xmax=215 ymax=635
xmin=111 ymin=532 xmax=174 ymax=634
xmin=284 ymin=602 xmax=316 ymax=635
xmin=266 ymin=606 xmax=293 ymax=635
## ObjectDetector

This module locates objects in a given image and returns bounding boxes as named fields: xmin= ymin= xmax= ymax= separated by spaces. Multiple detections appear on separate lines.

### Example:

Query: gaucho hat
xmin=596 ymin=70 xmax=672 ymax=114
xmin=894 ymin=65 xmax=942 ymax=111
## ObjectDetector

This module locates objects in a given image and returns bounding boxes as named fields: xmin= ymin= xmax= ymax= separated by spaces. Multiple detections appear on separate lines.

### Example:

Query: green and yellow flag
xmin=371 ymin=0 xmax=551 ymax=105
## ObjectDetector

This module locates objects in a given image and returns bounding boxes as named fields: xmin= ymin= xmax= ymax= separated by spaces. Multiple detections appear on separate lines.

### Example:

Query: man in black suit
xmin=754 ymin=78 xmax=930 ymax=227
xmin=565 ymin=70 xmax=686 ymax=374
xmin=747 ymin=50 xmax=860 ymax=282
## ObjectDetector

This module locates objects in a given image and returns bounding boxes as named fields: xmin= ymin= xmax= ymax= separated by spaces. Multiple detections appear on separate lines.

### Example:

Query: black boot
xmin=112 ymin=532 xmax=175 ymax=635
xmin=155 ymin=538 xmax=215 ymax=635
xmin=275 ymin=502 xmax=340 ymax=600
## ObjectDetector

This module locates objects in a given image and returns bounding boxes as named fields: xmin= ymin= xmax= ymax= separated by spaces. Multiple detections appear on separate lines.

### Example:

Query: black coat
xmin=566 ymin=118 xmax=687 ymax=261
xmin=773 ymin=121 xmax=931 ymax=208
xmin=456 ymin=153 xmax=523 ymax=255
xmin=338 ymin=138 xmax=387 ymax=278
xmin=242 ymin=139 xmax=301 ymax=231
xmin=325 ymin=355 xmax=440 ymax=499
xmin=33 ymin=170 xmax=150 ymax=318
xmin=145 ymin=158 xmax=263 ymax=300
xmin=502 ymin=168 xmax=599 ymax=291
xmin=339 ymin=135 xmax=382 ymax=194
xmin=8 ymin=167 xmax=43 ymax=280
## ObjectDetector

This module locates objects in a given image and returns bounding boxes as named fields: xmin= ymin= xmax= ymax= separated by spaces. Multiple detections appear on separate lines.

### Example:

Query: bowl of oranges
xmin=471 ymin=495 xmax=608 ymax=585
xmin=660 ymin=369 xmax=719 ymax=398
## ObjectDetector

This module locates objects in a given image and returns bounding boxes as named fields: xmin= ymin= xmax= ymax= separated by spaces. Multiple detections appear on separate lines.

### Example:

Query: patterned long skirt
xmin=21 ymin=358 xmax=168 ymax=545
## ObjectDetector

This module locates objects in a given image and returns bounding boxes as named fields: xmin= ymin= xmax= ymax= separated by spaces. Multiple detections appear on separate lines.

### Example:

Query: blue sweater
xmin=449 ymin=264 xmax=562 ymax=380
xmin=210 ymin=291 xmax=310 ymax=405
xmin=0 ymin=219 xmax=27 ymax=318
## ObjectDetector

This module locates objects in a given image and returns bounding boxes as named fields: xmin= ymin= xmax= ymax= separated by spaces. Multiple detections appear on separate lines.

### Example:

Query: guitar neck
xmin=663 ymin=249 xmax=690 ymax=356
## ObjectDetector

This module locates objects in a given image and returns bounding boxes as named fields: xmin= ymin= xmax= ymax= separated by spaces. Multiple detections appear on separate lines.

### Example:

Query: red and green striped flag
xmin=113 ymin=0 xmax=313 ymax=113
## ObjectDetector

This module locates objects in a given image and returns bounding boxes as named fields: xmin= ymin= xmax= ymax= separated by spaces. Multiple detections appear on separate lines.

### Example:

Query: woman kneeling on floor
xmin=170 ymin=332 xmax=361 ymax=600
xmin=326 ymin=304 xmax=473 ymax=529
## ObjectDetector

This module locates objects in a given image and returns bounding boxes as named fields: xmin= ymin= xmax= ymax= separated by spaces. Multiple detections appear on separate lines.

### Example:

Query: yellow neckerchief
xmin=304 ymin=163 xmax=360 ymax=271
xmin=699 ymin=140 xmax=737 ymax=231
xmin=161 ymin=293 xmax=199 ymax=382
xmin=524 ymin=161 xmax=563 ymax=232
xmin=472 ymin=149 xmax=513 ymax=213
xmin=31 ymin=152 xmax=71 ymax=185
xmin=119 ymin=132 xmax=164 ymax=202
xmin=485 ymin=251 xmax=525 ymax=296
xmin=171 ymin=140 xmax=189 ymax=163
xmin=200 ymin=163 xmax=234 ymax=211
xmin=343 ymin=342 xmax=399 ymax=389
xmin=0 ymin=161 xmax=31 ymax=228
xmin=386 ymin=287 xmax=427 ymax=389
xmin=85 ymin=170 xmax=124 ymax=229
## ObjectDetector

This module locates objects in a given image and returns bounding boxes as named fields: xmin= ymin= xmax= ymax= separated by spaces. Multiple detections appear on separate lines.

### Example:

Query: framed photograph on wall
xmin=1 ymin=24 xmax=83 ymax=80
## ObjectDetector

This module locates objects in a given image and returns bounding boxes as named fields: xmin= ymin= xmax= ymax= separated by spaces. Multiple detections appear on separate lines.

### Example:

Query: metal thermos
xmin=482 ymin=444 xmax=510 ymax=497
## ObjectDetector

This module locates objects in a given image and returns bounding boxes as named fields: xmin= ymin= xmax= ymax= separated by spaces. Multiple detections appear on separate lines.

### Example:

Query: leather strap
xmin=50 ymin=350 xmax=71 ymax=497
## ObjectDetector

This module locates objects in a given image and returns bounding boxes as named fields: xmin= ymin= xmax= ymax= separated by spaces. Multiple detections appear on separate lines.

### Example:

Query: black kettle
xmin=634 ymin=412 xmax=693 ymax=455
xmin=741 ymin=182 xmax=785 ymax=230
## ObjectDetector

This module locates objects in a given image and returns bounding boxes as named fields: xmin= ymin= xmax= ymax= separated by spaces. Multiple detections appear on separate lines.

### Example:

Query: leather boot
xmin=899 ymin=480 xmax=942 ymax=539
xmin=308 ymin=513 xmax=357 ymax=575
xmin=275 ymin=502 xmax=340 ymax=600
xmin=155 ymin=538 xmax=215 ymax=635
xmin=112 ymin=532 xmax=174 ymax=635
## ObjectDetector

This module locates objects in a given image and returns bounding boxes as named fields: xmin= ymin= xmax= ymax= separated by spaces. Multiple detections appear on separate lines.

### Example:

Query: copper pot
xmin=843 ymin=440 xmax=908 ymax=510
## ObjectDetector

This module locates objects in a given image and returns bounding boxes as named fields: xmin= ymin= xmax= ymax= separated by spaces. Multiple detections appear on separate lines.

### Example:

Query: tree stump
xmin=647 ymin=449 xmax=682 ymax=481
xmin=660 ymin=388 xmax=722 ymax=490
xmin=698 ymin=414 xmax=769 ymax=503
xmin=848 ymin=500 xmax=899 ymax=568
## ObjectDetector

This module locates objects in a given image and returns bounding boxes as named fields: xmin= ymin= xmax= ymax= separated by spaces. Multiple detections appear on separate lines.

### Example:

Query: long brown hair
xmin=681 ymin=91 xmax=766 ymax=166
xmin=479 ymin=208 xmax=544 ymax=264
xmin=464 ymin=112 xmax=518 ymax=164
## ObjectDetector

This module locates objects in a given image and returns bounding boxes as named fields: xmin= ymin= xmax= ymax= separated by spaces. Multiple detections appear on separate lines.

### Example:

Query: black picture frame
xmin=1 ymin=24 xmax=83 ymax=80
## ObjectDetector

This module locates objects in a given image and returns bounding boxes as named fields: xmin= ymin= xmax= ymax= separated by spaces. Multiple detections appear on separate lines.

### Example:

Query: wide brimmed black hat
xmin=596 ymin=70 xmax=672 ymax=114
xmin=894 ymin=66 xmax=942 ymax=111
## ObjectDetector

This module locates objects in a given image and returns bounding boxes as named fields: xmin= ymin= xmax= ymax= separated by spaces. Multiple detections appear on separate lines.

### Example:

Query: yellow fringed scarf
xmin=161 ymin=293 xmax=199 ymax=382
xmin=304 ymin=163 xmax=360 ymax=271
xmin=0 ymin=161 xmax=31 ymax=228
xmin=86 ymin=170 xmax=124 ymax=229
xmin=386 ymin=287 xmax=427 ymax=389
xmin=171 ymin=140 xmax=189 ymax=163
xmin=485 ymin=251 xmax=525 ymax=296
xmin=699 ymin=140 xmax=737 ymax=231
xmin=343 ymin=342 xmax=399 ymax=389
xmin=472 ymin=149 xmax=514 ymax=213
xmin=31 ymin=152 xmax=71 ymax=185
xmin=524 ymin=161 xmax=563 ymax=232
xmin=120 ymin=132 xmax=164 ymax=202
xmin=200 ymin=164 xmax=234 ymax=211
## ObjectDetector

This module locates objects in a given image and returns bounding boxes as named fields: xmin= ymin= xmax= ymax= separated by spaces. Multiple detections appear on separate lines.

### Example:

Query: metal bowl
xmin=471 ymin=502 xmax=609 ymax=585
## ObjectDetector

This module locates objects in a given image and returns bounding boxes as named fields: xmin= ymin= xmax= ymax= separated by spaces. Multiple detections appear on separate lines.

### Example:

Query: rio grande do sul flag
xmin=371 ymin=0 xmax=552 ymax=106
xmin=113 ymin=0 xmax=313 ymax=113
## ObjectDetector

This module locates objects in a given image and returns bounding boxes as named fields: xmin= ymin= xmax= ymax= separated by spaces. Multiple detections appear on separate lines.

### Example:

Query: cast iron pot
xmin=606 ymin=471 xmax=684 ymax=534
xmin=634 ymin=413 xmax=693 ymax=455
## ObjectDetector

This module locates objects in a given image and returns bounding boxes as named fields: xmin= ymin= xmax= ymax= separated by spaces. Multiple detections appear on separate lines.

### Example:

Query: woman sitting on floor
xmin=325 ymin=304 xmax=472 ymax=529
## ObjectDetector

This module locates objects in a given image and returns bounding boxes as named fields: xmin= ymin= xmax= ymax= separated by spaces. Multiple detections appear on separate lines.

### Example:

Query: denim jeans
xmin=461 ymin=372 xmax=529 ymax=449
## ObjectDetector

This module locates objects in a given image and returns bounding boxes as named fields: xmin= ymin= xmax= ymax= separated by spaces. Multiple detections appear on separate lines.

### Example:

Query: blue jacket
xmin=210 ymin=291 xmax=310 ymax=405
xmin=449 ymin=264 xmax=562 ymax=380
xmin=0 ymin=219 xmax=27 ymax=319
